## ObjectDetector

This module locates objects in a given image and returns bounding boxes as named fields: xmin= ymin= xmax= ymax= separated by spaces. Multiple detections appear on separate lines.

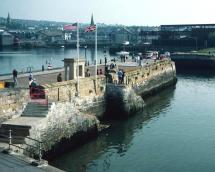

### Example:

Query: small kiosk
xmin=63 ymin=58 xmax=85 ymax=81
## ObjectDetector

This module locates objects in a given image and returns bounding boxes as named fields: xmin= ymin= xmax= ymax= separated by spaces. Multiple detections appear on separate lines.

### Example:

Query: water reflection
xmin=50 ymin=87 xmax=175 ymax=172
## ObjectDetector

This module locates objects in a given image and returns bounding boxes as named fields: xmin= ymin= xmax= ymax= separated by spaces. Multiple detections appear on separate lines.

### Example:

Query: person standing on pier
xmin=28 ymin=72 xmax=33 ymax=81
xmin=86 ymin=69 xmax=91 ymax=77
xmin=118 ymin=69 xmax=123 ymax=84
xmin=57 ymin=73 xmax=62 ymax=82
xmin=12 ymin=69 xmax=18 ymax=86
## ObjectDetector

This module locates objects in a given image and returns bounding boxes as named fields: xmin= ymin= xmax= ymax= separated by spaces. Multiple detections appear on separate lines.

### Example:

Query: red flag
xmin=63 ymin=23 xmax=77 ymax=31
xmin=85 ymin=25 xmax=96 ymax=32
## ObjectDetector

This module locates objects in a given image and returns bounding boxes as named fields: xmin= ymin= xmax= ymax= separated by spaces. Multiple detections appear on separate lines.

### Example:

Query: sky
xmin=0 ymin=0 xmax=214 ymax=26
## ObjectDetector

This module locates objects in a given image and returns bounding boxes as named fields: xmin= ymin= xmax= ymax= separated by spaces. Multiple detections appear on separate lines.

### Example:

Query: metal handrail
xmin=8 ymin=130 xmax=43 ymax=162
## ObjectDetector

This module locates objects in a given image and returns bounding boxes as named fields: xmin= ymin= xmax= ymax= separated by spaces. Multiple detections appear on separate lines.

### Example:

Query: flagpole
xmin=77 ymin=22 xmax=80 ymax=96
xmin=95 ymin=24 xmax=97 ymax=93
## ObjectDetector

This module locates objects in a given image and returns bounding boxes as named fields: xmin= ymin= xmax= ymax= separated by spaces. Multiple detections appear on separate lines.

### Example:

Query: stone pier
xmin=0 ymin=58 xmax=176 ymax=161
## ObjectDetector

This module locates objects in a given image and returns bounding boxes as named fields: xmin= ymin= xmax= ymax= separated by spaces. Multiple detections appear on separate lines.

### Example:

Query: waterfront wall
xmin=43 ymin=76 xmax=106 ymax=118
xmin=129 ymin=60 xmax=177 ymax=96
xmin=25 ymin=100 xmax=100 ymax=158
xmin=0 ymin=89 xmax=29 ymax=124
xmin=105 ymin=84 xmax=145 ymax=118
xmin=44 ymin=76 xmax=106 ymax=101
xmin=171 ymin=53 xmax=215 ymax=69
xmin=105 ymin=59 xmax=176 ymax=118
xmin=23 ymin=76 xmax=107 ymax=158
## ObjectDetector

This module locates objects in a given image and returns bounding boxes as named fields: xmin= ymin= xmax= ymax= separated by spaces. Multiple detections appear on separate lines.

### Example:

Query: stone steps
xmin=0 ymin=125 xmax=30 ymax=144
xmin=21 ymin=102 xmax=52 ymax=117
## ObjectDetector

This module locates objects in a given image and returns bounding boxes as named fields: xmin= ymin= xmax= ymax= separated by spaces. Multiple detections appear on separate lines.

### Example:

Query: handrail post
xmin=8 ymin=130 xmax=12 ymax=150
xmin=39 ymin=141 xmax=42 ymax=162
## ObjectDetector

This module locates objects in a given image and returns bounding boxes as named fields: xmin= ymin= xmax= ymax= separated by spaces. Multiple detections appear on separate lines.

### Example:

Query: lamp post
xmin=104 ymin=48 xmax=108 ymax=83
xmin=194 ymin=37 xmax=198 ymax=51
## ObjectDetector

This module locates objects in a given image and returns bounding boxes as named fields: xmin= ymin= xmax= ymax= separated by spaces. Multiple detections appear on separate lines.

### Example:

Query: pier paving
xmin=0 ymin=59 xmax=153 ymax=88
xmin=0 ymin=150 xmax=64 ymax=172
xmin=0 ymin=68 xmax=64 ymax=88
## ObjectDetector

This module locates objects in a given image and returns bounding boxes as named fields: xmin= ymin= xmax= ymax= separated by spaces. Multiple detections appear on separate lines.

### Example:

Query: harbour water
xmin=50 ymin=70 xmax=215 ymax=172
xmin=0 ymin=48 xmax=114 ymax=75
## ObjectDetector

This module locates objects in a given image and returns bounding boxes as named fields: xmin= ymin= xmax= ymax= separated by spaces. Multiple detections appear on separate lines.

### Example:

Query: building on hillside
xmin=84 ymin=31 xmax=110 ymax=45
xmin=0 ymin=31 xmax=14 ymax=47
xmin=37 ymin=30 xmax=64 ymax=45
xmin=109 ymin=27 xmax=135 ymax=45
xmin=139 ymin=31 xmax=159 ymax=44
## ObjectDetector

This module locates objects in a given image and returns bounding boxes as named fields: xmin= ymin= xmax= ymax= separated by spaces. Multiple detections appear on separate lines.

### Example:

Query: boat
xmin=116 ymin=51 xmax=130 ymax=56
xmin=144 ymin=51 xmax=158 ymax=59
xmin=47 ymin=63 xmax=52 ymax=70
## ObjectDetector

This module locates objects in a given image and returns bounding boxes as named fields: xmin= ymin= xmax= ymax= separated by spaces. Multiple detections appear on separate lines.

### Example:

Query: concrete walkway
xmin=0 ymin=151 xmax=64 ymax=172
xmin=0 ymin=68 xmax=64 ymax=88
xmin=0 ymin=59 xmax=152 ymax=89
xmin=0 ymin=62 xmax=141 ymax=88
xmin=0 ymin=138 xmax=64 ymax=172
xmin=0 ymin=152 xmax=45 ymax=172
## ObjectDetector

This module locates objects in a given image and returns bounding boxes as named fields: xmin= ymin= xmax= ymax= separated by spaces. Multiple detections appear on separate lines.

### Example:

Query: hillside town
xmin=1 ymin=13 xmax=215 ymax=51
xmin=0 ymin=13 xmax=159 ymax=48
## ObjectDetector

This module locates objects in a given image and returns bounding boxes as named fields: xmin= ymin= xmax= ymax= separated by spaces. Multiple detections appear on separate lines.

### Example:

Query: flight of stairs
xmin=0 ymin=100 xmax=52 ymax=144
xmin=21 ymin=101 xmax=51 ymax=117
xmin=0 ymin=125 xmax=30 ymax=144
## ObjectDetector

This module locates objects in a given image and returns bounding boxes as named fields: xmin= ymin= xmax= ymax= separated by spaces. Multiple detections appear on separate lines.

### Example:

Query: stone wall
xmin=128 ymin=60 xmax=177 ymax=96
xmin=105 ymin=84 xmax=144 ymax=118
xmin=43 ymin=76 xmax=106 ymax=102
xmin=43 ymin=76 xmax=106 ymax=118
xmin=26 ymin=100 xmax=99 ymax=157
xmin=0 ymin=88 xmax=29 ymax=124
xmin=105 ymin=59 xmax=176 ymax=118
xmin=125 ymin=59 xmax=176 ymax=90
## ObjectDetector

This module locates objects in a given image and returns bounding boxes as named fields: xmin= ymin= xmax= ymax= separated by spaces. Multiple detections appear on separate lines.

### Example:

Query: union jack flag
xmin=63 ymin=23 xmax=77 ymax=31
xmin=85 ymin=24 xmax=96 ymax=32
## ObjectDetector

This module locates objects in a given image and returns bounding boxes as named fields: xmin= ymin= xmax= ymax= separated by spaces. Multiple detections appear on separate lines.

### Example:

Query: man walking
xmin=12 ymin=69 xmax=18 ymax=86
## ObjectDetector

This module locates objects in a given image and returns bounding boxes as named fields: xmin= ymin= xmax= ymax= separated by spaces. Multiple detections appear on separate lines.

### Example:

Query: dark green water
xmin=51 ymin=71 xmax=215 ymax=172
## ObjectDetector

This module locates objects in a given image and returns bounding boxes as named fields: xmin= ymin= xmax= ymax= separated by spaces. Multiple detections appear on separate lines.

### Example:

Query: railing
xmin=5 ymin=130 xmax=43 ymax=162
